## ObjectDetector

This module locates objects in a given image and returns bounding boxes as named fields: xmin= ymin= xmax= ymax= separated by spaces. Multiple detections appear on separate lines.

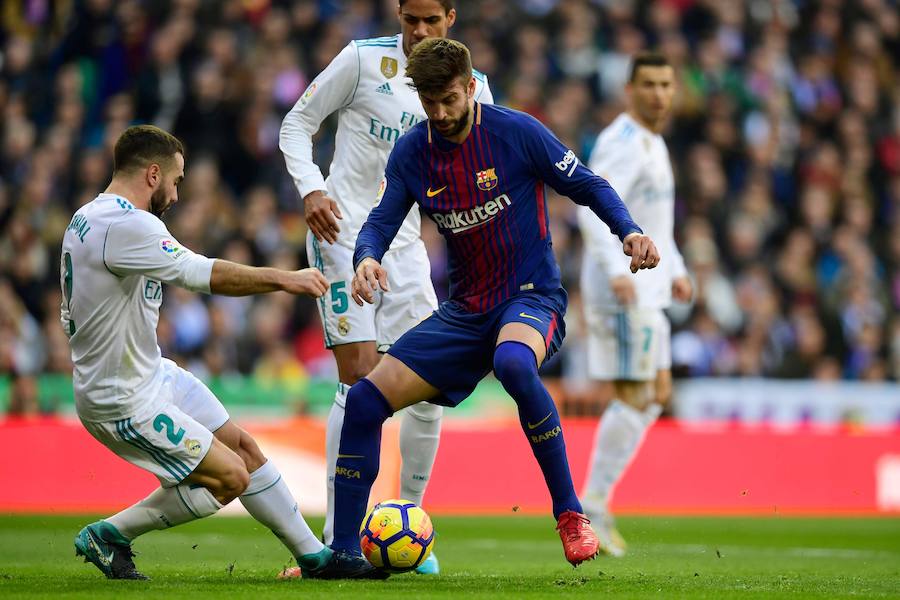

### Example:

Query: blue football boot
xmin=415 ymin=552 xmax=440 ymax=575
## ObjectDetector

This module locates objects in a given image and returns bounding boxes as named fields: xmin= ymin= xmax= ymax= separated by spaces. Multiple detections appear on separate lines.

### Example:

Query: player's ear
xmin=467 ymin=75 xmax=476 ymax=99
xmin=446 ymin=8 xmax=456 ymax=28
xmin=147 ymin=163 xmax=161 ymax=188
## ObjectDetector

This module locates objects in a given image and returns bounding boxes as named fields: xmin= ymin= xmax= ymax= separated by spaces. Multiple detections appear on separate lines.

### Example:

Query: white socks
xmin=105 ymin=460 xmax=322 ymax=563
xmin=323 ymin=384 xmax=443 ymax=544
xmin=240 ymin=459 xmax=324 ymax=558
xmin=322 ymin=383 xmax=349 ymax=545
xmin=584 ymin=400 xmax=662 ymax=502
xmin=106 ymin=483 xmax=223 ymax=540
xmin=399 ymin=402 xmax=443 ymax=507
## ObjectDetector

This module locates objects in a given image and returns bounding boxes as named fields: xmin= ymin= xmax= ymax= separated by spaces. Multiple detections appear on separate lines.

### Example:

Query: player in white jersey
xmin=279 ymin=0 xmax=492 ymax=574
xmin=577 ymin=53 xmax=693 ymax=556
xmin=64 ymin=125 xmax=382 ymax=580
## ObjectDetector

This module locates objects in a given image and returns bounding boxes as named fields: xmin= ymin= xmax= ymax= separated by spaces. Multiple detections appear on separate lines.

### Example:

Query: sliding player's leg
xmin=207 ymin=421 xmax=332 ymax=572
xmin=75 ymin=408 xmax=247 ymax=580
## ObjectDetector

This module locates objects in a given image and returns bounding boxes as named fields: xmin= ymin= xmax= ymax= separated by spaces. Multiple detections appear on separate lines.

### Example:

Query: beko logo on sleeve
xmin=555 ymin=149 xmax=578 ymax=177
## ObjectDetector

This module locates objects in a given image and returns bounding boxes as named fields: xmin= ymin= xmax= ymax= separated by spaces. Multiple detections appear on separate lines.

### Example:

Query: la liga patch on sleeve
xmin=159 ymin=238 xmax=186 ymax=259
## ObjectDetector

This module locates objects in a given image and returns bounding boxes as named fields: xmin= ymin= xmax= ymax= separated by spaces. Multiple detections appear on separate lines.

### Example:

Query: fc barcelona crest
xmin=475 ymin=168 xmax=498 ymax=191
xmin=380 ymin=57 xmax=398 ymax=79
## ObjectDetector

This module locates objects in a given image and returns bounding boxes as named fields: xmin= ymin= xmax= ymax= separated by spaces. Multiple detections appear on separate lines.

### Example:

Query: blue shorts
xmin=386 ymin=288 xmax=567 ymax=407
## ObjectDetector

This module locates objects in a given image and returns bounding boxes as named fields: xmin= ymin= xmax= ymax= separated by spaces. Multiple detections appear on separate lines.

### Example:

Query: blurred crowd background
xmin=1 ymin=0 xmax=899 ymax=415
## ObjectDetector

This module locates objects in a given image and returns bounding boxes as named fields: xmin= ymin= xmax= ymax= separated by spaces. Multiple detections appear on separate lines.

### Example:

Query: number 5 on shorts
xmin=331 ymin=281 xmax=348 ymax=314
xmin=154 ymin=413 xmax=186 ymax=445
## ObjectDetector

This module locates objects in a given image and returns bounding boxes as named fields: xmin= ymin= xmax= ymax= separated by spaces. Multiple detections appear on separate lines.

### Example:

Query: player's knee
xmin=345 ymin=364 xmax=374 ymax=385
xmin=345 ymin=379 xmax=393 ymax=428
xmin=217 ymin=464 xmax=250 ymax=503
xmin=612 ymin=380 xmax=647 ymax=409
xmin=654 ymin=384 xmax=672 ymax=406
xmin=238 ymin=432 xmax=266 ymax=472
xmin=493 ymin=341 xmax=538 ymax=385
xmin=654 ymin=374 xmax=673 ymax=406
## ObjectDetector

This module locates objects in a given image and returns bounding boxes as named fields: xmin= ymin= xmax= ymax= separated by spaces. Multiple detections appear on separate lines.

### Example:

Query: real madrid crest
xmin=381 ymin=56 xmax=398 ymax=79
xmin=475 ymin=168 xmax=498 ymax=191
xmin=338 ymin=316 xmax=351 ymax=336
xmin=184 ymin=438 xmax=203 ymax=457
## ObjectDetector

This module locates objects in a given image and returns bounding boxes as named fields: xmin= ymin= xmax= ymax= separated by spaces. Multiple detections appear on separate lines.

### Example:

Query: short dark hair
xmin=113 ymin=125 xmax=184 ymax=175
xmin=629 ymin=52 xmax=671 ymax=82
xmin=405 ymin=38 xmax=472 ymax=96
xmin=399 ymin=0 xmax=453 ymax=13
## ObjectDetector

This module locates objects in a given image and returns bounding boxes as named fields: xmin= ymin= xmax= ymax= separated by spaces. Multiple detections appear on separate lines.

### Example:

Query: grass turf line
xmin=0 ymin=514 xmax=898 ymax=599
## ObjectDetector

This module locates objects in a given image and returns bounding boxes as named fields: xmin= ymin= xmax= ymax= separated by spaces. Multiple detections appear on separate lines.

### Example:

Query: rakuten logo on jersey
xmin=555 ymin=149 xmax=578 ymax=177
xmin=432 ymin=194 xmax=512 ymax=234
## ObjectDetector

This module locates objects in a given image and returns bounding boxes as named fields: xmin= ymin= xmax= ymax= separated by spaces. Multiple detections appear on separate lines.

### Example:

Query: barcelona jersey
xmin=354 ymin=102 xmax=641 ymax=314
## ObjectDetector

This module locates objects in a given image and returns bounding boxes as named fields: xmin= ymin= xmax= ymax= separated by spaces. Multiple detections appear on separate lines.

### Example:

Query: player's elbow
xmin=278 ymin=119 xmax=294 ymax=153
xmin=278 ymin=112 xmax=307 ymax=150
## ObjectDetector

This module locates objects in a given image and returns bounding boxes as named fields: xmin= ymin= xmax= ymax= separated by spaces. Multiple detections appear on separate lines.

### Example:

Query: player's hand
xmin=672 ymin=276 xmax=693 ymax=302
xmin=610 ymin=275 xmax=637 ymax=305
xmin=351 ymin=257 xmax=390 ymax=305
xmin=282 ymin=267 xmax=328 ymax=298
xmin=622 ymin=232 xmax=660 ymax=273
xmin=304 ymin=190 xmax=342 ymax=244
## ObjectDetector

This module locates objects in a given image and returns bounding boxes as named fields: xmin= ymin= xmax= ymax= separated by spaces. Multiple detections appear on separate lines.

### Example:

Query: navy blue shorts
xmin=386 ymin=288 xmax=567 ymax=407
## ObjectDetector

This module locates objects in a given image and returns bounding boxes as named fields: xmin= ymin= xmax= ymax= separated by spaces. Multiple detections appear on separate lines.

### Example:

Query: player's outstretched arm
xmin=622 ymin=233 xmax=660 ymax=273
xmin=210 ymin=260 xmax=328 ymax=298
xmin=351 ymin=257 xmax=390 ymax=306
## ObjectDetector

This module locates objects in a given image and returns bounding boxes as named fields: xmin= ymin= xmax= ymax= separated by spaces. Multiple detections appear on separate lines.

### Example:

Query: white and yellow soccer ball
xmin=359 ymin=499 xmax=435 ymax=572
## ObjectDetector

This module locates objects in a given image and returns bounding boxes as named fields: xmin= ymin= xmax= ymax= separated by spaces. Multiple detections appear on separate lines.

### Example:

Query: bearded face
xmin=149 ymin=185 xmax=172 ymax=218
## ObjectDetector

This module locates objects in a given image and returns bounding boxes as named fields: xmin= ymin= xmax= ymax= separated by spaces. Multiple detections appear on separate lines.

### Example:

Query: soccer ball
xmin=359 ymin=499 xmax=435 ymax=572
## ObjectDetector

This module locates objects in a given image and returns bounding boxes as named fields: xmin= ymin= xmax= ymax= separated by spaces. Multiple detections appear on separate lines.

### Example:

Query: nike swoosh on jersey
xmin=518 ymin=312 xmax=543 ymax=323
xmin=426 ymin=186 xmax=447 ymax=197
xmin=527 ymin=412 xmax=552 ymax=430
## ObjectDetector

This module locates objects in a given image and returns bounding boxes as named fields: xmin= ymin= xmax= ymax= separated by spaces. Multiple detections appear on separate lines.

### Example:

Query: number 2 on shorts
xmin=154 ymin=413 xmax=186 ymax=445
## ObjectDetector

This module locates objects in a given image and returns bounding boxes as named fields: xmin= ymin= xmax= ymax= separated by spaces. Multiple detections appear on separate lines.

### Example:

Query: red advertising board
xmin=1 ymin=417 xmax=898 ymax=514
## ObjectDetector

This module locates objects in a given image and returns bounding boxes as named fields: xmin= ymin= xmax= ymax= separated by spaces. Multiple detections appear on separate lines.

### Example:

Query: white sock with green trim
xmin=240 ymin=459 xmax=325 ymax=565
xmin=105 ymin=484 xmax=223 ymax=541
xmin=322 ymin=383 xmax=348 ymax=545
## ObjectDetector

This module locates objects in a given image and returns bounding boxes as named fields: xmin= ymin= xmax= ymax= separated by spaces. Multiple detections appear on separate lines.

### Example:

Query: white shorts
xmin=80 ymin=359 xmax=230 ymax=487
xmin=308 ymin=234 xmax=438 ymax=351
xmin=585 ymin=308 xmax=671 ymax=381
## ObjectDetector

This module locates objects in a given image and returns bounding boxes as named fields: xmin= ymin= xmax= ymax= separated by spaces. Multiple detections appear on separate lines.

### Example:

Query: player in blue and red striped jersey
xmin=324 ymin=38 xmax=660 ymax=574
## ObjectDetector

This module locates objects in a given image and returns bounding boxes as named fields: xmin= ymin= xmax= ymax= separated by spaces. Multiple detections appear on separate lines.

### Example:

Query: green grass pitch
xmin=1 ymin=514 xmax=898 ymax=599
